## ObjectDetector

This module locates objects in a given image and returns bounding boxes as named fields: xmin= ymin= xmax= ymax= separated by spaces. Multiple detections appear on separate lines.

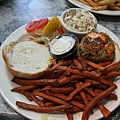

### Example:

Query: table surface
xmin=0 ymin=0 xmax=120 ymax=120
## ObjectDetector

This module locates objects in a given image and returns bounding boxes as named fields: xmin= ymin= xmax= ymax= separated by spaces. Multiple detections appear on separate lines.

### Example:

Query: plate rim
xmin=0 ymin=22 xmax=120 ymax=120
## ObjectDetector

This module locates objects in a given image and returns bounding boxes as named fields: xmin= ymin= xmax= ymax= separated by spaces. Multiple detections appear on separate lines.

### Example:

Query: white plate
xmin=0 ymin=23 xmax=120 ymax=120
xmin=68 ymin=0 xmax=120 ymax=16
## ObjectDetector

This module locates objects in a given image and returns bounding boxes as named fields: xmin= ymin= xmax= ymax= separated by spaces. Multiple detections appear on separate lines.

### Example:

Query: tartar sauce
xmin=63 ymin=9 xmax=97 ymax=32
xmin=49 ymin=35 xmax=75 ymax=55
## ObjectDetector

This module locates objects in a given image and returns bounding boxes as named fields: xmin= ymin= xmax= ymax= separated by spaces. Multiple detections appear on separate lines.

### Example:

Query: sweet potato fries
xmin=11 ymin=57 xmax=120 ymax=120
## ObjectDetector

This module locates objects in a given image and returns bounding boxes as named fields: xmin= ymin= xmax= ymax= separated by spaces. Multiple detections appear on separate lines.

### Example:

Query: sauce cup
xmin=49 ymin=33 xmax=79 ymax=60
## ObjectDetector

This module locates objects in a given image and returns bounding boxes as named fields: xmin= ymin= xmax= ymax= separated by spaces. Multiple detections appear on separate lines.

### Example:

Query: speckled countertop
xmin=0 ymin=0 xmax=120 ymax=120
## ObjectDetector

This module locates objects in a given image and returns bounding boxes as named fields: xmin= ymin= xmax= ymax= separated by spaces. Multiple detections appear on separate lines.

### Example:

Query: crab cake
xmin=79 ymin=32 xmax=115 ymax=63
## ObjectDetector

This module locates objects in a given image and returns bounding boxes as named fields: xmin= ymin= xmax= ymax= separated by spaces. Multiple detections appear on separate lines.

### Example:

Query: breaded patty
xmin=79 ymin=32 xmax=115 ymax=63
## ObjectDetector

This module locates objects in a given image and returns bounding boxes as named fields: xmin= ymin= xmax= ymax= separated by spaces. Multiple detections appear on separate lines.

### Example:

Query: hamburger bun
xmin=2 ymin=40 xmax=53 ymax=79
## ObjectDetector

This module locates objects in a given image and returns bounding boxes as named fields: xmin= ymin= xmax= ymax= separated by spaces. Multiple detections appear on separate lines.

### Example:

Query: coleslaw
xmin=63 ymin=9 xmax=97 ymax=32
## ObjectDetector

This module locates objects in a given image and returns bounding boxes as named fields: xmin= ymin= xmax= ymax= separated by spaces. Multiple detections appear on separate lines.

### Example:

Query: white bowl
xmin=60 ymin=8 xmax=97 ymax=39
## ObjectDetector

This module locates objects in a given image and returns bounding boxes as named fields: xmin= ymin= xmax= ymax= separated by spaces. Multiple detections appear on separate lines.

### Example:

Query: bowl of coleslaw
xmin=60 ymin=8 xmax=97 ymax=39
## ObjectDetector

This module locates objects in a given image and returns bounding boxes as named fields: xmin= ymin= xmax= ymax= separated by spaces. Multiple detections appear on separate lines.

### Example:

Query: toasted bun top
xmin=2 ymin=40 xmax=53 ymax=79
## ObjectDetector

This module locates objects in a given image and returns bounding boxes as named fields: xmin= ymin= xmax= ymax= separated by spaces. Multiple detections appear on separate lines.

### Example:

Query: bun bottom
xmin=2 ymin=41 xmax=53 ymax=79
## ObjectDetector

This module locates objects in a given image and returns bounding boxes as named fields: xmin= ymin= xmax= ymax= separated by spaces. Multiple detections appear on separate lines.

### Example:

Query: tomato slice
xmin=25 ymin=18 xmax=49 ymax=32
xmin=58 ymin=25 xmax=64 ymax=34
